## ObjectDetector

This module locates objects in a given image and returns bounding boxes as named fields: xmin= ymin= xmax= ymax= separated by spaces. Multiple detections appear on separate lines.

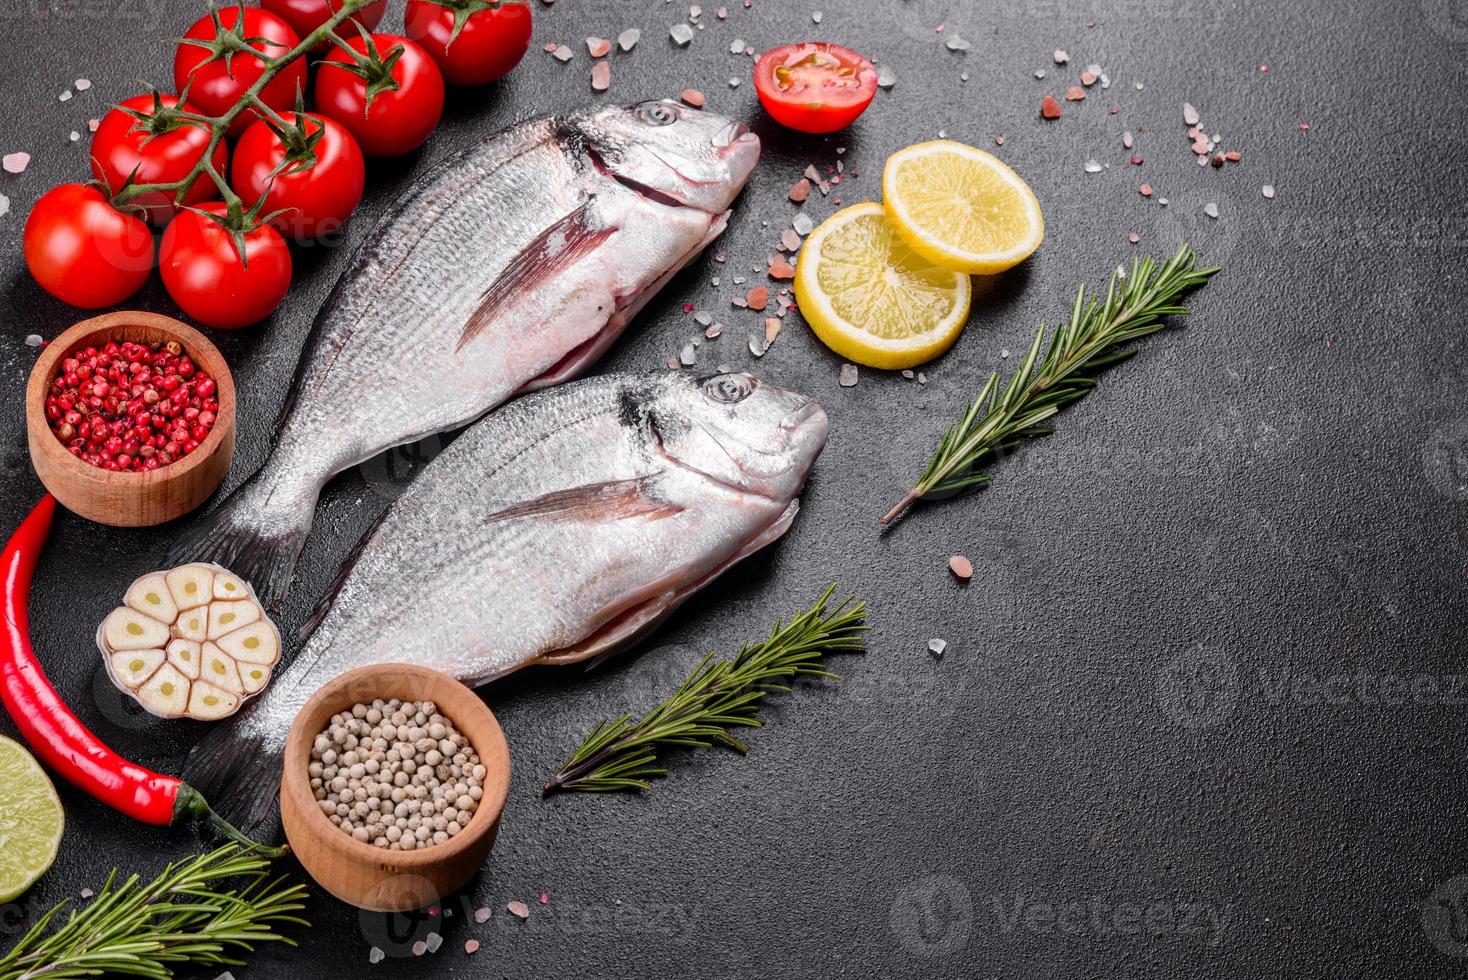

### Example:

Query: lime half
xmin=0 ymin=735 xmax=64 ymax=903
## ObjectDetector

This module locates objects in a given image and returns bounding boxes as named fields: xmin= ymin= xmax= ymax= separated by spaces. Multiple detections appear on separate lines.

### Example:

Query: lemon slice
xmin=794 ymin=203 xmax=972 ymax=370
xmin=0 ymin=735 xmax=64 ymax=903
xmin=882 ymin=140 xmax=1044 ymax=275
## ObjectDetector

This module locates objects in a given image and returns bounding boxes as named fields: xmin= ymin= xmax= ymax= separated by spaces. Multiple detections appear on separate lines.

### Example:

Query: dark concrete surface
xmin=1 ymin=0 xmax=1466 ymax=977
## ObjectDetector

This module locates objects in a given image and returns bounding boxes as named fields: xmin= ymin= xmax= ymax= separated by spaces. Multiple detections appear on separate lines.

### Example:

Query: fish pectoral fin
xmin=531 ymin=590 xmax=680 ymax=667
xmin=455 ymin=198 xmax=618 ymax=352
xmin=484 ymin=477 xmax=683 ymax=525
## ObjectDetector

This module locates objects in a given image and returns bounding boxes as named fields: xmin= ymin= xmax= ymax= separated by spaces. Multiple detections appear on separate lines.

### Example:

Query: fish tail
xmin=166 ymin=460 xmax=319 ymax=609
xmin=179 ymin=704 xmax=285 ymax=841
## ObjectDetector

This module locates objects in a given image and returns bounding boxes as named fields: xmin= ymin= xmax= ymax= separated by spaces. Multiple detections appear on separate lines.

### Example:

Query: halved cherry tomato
xmin=261 ymin=0 xmax=386 ymax=47
xmin=173 ymin=7 xmax=307 ymax=138
xmin=232 ymin=113 xmax=366 ymax=241
xmin=752 ymin=42 xmax=878 ymax=134
xmin=404 ymin=0 xmax=532 ymax=87
xmin=160 ymin=204 xmax=293 ymax=329
xmin=315 ymin=33 xmax=445 ymax=156
xmin=24 ymin=184 xmax=155 ymax=309
xmin=90 ymin=94 xmax=226 ymax=225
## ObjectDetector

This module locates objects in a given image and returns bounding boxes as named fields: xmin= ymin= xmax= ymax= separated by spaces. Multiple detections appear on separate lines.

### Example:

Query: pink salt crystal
xmin=1065 ymin=86 xmax=1085 ymax=101
xmin=591 ymin=61 xmax=611 ymax=91
xmin=465 ymin=940 xmax=481 ymax=954
xmin=788 ymin=178 xmax=810 ymax=202
xmin=681 ymin=89 xmax=706 ymax=108
xmin=587 ymin=37 xmax=611 ymax=57
xmin=2 ymin=152 xmax=30 ymax=174
xmin=746 ymin=286 xmax=769 ymax=311
xmin=508 ymin=901 xmax=530 ymax=920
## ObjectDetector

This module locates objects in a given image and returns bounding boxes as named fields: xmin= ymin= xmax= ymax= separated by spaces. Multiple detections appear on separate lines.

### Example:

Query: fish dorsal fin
xmin=484 ymin=477 xmax=683 ymax=525
xmin=455 ymin=198 xmax=617 ymax=352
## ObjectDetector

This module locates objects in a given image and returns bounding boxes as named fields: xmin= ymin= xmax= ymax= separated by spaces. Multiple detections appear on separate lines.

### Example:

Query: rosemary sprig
xmin=0 ymin=845 xmax=307 ymax=980
xmin=545 ymin=586 xmax=869 ymax=794
xmin=880 ymin=244 xmax=1220 ymax=525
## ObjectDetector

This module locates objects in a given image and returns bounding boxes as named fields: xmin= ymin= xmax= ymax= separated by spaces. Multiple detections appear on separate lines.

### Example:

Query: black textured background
xmin=2 ymin=0 xmax=1466 ymax=977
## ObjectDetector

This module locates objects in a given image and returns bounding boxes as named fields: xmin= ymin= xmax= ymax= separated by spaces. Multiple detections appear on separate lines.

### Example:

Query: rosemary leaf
xmin=0 ymin=845 xmax=307 ymax=980
xmin=881 ymin=244 xmax=1219 ymax=525
xmin=545 ymin=586 xmax=869 ymax=794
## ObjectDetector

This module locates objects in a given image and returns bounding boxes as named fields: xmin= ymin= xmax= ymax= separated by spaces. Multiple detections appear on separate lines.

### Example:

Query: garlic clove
xmin=239 ymin=661 xmax=271 ymax=694
xmin=166 ymin=638 xmax=201 ymax=680
xmin=104 ymin=607 xmax=171 ymax=651
xmin=207 ymin=600 xmax=259 ymax=640
xmin=125 ymin=574 xmax=178 ymax=624
xmin=187 ymin=681 xmax=240 ymax=720
xmin=165 ymin=564 xmax=214 ymax=611
xmin=216 ymin=622 xmax=280 ymax=666
xmin=137 ymin=663 xmax=190 ymax=716
xmin=172 ymin=607 xmax=208 ymax=642
xmin=201 ymin=643 xmax=244 ymax=695
xmin=212 ymin=570 xmax=248 ymax=601
xmin=110 ymin=649 xmax=164 ymax=689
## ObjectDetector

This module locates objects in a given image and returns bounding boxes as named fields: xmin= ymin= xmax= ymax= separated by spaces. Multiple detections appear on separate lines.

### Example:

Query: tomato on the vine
xmin=404 ymin=0 xmax=532 ymax=87
xmin=261 ymin=0 xmax=387 ymax=46
xmin=752 ymin=43 xmax=878 ymax=134
xmin=89 ymin=93 xmax=226 ymax=225
xmin=23 ymin=184 xmax=155 ymax=309
xmin=232 ymin=113 xmax=366 ymax=241
xmin=315 ymin=33 xmax=445 ymax=157
xmin=160 ymin=204 xmax=293 ymax=329
xmin=173 ymin=7 xmax=307 ymax=137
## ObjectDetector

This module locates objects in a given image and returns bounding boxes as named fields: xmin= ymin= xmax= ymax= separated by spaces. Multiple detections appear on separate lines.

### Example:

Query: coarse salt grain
xmin=3 ymin=152 xmax=31 ymax=174
xmin=591 ymin=61 xmax=611 ymax=91
xmin=508 ymin=901 xmax=530 ymax=919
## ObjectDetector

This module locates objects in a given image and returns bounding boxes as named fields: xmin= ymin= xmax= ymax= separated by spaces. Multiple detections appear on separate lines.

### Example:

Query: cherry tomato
xmin=404 ymin=0 xmax=532 ymax=87
xmin=160 ymin=204 xmax=293 ymax=329
xmin=752 ymin=43 xmax=878 ymax=134
xmin=23 ymin=184 xmax=155 ymax=309
xmin=89 ymin=94 xmax=226 ymax=225
xmin=315 ymin=33 xmax=445 ymax=157
xmin=232 ymin=113 xmax=366 ymax=241
xmin=173 ymin=7 xmax=307 ymax=138
xmin=261 ymin=0 xmax=386 ymax=46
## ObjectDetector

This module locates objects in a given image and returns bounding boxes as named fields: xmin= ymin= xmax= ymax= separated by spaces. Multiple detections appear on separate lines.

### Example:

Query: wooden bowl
xmin=280 ymin=664 xmax=512 ymax=913
xmin=25 ymin=311 xmax=236 ymax=527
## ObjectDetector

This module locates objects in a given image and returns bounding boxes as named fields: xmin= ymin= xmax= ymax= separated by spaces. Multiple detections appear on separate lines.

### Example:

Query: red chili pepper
xmin=0 ymin=495 xmax=280 ymax=852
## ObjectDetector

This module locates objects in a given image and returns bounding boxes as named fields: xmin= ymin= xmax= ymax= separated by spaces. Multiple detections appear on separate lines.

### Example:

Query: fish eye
xmin=636 ymin=101 xmax=681 ymax=126
xmin=703 ymin=374 xmax=757 ymax=404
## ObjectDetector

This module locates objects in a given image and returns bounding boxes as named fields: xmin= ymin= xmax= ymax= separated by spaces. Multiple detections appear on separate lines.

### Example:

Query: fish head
xmin=576 ymin=100 xmax=761 ymax=212
xmin=648 ymin=373 xmax=828 ymax=502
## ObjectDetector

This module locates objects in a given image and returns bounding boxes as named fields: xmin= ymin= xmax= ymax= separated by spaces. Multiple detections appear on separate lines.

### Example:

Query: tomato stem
xmin=112 ymin=0 xmax=379 ymax=211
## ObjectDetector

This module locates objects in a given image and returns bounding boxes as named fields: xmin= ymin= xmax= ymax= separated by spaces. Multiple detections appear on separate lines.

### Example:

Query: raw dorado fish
xmin=169 ymin=100 xmax=761 ymax=606
xmin=182 ymin=371 xmax=828 ymax=833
